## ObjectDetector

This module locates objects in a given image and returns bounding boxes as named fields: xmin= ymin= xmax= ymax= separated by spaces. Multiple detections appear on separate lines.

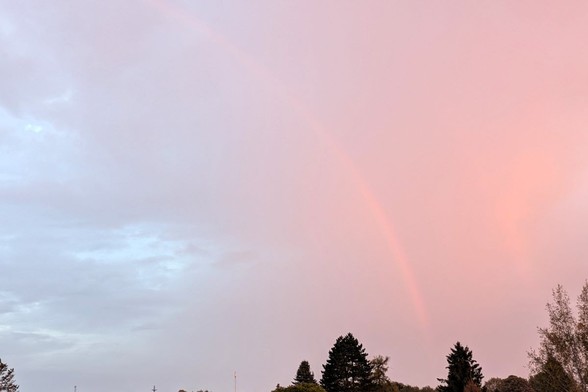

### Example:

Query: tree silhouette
xmin=273 ymin=383 xmax=326 ymax=392
xmin=370 ymin=356 xmax=393 ymax=392
xmin=529 ymin=354 xmax=575 ymax=392
xmin=0 ymin=359 xmax=18 ymax=392
xmin=294 ymin=361 xmax=317 ymax=384
xmin=529 ymin=282 xmax=588 ymax=392
xmin=321 ymin=333 xmax=373 ymax=392
xmin=437 ymin=342 xmax=483 ymax=392
xmin=499 ymin=375 xmax=533 ymax=392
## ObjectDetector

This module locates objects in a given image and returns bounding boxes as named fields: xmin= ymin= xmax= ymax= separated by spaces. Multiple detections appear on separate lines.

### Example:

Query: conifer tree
xmin=0 ymin=359 xmax=18 ymax=392
xmin=294 ymin=361 xmax=317 ymax=384
xmin=320 ymin=333 xmax=373 ymax=392
xmin=437 ymin=342 xmax=483 ymax=392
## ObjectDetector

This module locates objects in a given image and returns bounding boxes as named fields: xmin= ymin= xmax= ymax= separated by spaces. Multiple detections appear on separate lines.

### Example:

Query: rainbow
xmin=146 ymin=0 xmax=429 ymax=329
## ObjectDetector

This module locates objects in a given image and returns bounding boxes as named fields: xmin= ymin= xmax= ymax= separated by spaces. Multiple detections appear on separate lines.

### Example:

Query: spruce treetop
xmin=294 ymin=360 xmax=317 ymax=385
xmin=320 ymin=333 xmax=373 ymax=392
xmin=437 ymin=342 xmax=483 ymax=392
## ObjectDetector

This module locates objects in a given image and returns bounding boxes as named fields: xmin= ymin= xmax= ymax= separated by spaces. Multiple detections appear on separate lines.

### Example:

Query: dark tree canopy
xmin=529 ymin=354 xmax=575 ymax=392
xmin=320 ymin=333 xmax=373 ymax=392
xmin=483 ymin=378 xmax=503 ymax=392
xmin=295 ymin=361 xmax=317 ymax=385
xmin=499 ymin=376 xmax=534 ymax=392
xmin=0 ymin=359 xmax=18 ymax=392
xmin=392 ymin=382 xmax=435 ymax=392
xmin=273 ymin=383 xmax=327 ymax=392
xmin=437 ymin=342 xmax=483 ymax=392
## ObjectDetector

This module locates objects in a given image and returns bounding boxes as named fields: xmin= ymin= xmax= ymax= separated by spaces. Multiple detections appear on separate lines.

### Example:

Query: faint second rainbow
xmin=146 ymin=0 xmax=429 ymax=330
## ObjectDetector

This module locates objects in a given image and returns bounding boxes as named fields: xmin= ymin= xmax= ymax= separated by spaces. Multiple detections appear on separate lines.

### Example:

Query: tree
xmin=437 ymin=342 xmax=483 ymax=392
xmin=484 ymin=377 xmax=503 ymax=392
xmin=0 ymin=359 xmax=18 ymax=392
xmin=272 ymin=383 xmax=327 ymax=392
xmin=295 ymin=361 xmax=317 ymax=384
xmin=321 ymin=333 xmax=374 ymax=392
xmin=529 ymin=354 xmax=575 ymax=392
xmin=499 ymin=376 xmax=534 ymax=392
xmin=371 ymin=356 xmax=393 ymax=392
xmin=391 ymin=383 xmax=434 ymax=392
xmin=528 ymin=282 xmax=588 ymax=392
xmin=463 ymin=380 xmax=480 ymax=392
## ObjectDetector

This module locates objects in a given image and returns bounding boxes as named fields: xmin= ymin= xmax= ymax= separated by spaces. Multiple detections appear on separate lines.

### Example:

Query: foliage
xmin=371 ymin=356 xmax=393 ymax=392
xmin=295 ymin=361 xmax=317 ymax=384
xmin=437 ymin=342 xmax=483 ymax=392
xmin=273 ymin=383 xmax=327 ymax=392
xmin=529 ymin=354 xmax=575 ymax=392
xmin=499 ymin=376 xmax=534 ymax=392
xmin=320 ymin=333 xmax=374 ymax=392
xmin=484 ymin=378 xmax=503 ymax=392
xmin=463 ymin=380 xmax=481 ymax=392
xmin=528 ymin=282 xmax=588 ymax=392
xmin=391 ymin=382 xmax=434 ymax=392
xmin=0 ymin=359 xmax=18 ymax=392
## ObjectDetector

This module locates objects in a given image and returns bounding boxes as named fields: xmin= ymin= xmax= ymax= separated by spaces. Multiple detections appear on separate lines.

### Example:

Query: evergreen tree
xmin=321 ymin=333 xmax=373 ymax=392
xmin=437 ymin=342 xmax=483 ymax=392
xmin=0 ymin=359 xmax=18 ymax=392
xmin=294 ymin=361 xmax=317 ymax=384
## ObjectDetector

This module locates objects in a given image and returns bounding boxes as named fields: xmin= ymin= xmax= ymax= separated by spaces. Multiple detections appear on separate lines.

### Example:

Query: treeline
xmin=3 ymin=282 xmax=588 ymax=392
xmin=274 ymin=281 xmax=588 ymax=392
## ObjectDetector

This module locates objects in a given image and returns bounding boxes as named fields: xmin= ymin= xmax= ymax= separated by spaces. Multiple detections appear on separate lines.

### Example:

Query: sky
xmin=1 ymin=1 xmax=588 ymax=392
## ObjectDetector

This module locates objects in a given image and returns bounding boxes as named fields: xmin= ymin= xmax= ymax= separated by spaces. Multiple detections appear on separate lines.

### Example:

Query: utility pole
xmin=234 ymin=371 xmax=237 ymax=392
xmin=152 ymin=386 xmax=157 ymax=392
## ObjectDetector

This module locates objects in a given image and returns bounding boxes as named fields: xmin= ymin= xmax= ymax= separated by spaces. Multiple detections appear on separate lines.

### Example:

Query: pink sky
xmin=1 ymin=1 xmax=588 ymax=392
